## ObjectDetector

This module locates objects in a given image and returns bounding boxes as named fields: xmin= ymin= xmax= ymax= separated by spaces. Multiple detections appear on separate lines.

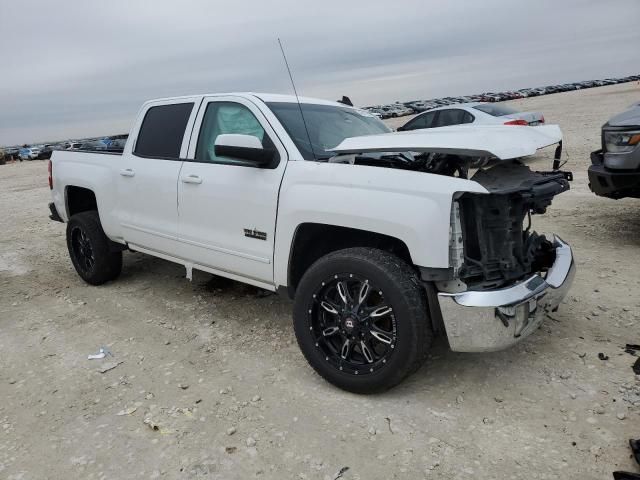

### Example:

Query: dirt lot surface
xmin=1 ymin=83 xmax=640 ymax=480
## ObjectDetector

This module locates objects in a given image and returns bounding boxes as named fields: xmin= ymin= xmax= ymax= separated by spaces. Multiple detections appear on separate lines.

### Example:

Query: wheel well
xmin=287 ymin=223 xmax=413 ymax=296
xmin=66 ymin=186 xmax=97 ymax=217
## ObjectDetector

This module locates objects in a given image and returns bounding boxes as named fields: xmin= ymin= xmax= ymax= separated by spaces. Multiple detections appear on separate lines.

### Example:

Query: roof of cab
xmin=144 ymin=92 xmax=348 ymax=108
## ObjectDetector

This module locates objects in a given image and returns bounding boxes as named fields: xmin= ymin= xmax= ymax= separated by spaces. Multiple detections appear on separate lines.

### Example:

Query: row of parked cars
xmin=364 ymin=74 xmax=640 ymax=119
xmin=1 ymin=135 xmax=128 ymax=163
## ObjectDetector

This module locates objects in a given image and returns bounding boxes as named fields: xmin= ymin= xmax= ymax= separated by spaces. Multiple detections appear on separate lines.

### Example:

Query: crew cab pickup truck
xmin=49 ymin=93 xmax=575 ymax=393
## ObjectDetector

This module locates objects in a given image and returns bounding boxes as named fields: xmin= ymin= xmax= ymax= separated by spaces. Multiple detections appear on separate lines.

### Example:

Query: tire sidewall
xmin=66 ymin=211 xmax=121 ymax=285
xmin=293 ymin=251 xmax=425 ymax=393
xmin=67 ymin=217 xmax=95 ymax=282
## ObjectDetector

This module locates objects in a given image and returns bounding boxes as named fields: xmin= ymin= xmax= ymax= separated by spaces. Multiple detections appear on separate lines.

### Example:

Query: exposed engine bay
xmin=328 ymin=151 xmax=485 ymax=178
xmin=329 ymin=150 xmax=572 ymax=290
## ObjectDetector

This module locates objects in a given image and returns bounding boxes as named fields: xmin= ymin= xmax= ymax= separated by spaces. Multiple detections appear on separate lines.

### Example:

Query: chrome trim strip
xmin=121 ymin=223 xmax=271 ymax=264
xmin=121 ymin=222 xmax=178 ymax=241
xmin=177 ymin=237 xmax=271 ymax=264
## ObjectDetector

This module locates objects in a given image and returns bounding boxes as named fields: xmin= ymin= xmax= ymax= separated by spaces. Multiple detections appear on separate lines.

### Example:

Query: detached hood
xmin=331 ymin=124 xmax=562 ymax=160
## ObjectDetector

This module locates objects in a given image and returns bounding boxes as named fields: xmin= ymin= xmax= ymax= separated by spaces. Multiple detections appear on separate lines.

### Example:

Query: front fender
xmin=273 ymin=161 xmax=487 ymax=286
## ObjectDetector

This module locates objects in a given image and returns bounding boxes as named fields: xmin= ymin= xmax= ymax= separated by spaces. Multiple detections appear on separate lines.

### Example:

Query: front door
xmin=177 ymin=96 xmax=288 ymax=285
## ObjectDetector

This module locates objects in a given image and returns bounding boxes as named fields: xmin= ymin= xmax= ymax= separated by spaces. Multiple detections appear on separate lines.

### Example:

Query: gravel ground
xmin=1 ymin=83 xmax=639 ymax=480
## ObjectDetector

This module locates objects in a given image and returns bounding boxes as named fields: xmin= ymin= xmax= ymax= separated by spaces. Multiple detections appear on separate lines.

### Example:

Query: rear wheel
xmin=66 ymin=211 xmax=122 ymax=285
xmin=293 ymin=248 xmax=432 ymax=393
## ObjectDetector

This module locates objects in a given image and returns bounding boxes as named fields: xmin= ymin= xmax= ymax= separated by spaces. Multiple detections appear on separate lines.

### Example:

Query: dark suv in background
xmin=588 ymin=102 xmax=640 ymax=199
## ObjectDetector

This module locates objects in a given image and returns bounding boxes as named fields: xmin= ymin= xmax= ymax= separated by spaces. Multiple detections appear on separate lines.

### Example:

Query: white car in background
xmin=397 ymin=102 xmax=545 ymax=132
xmin=381 ymin=104 xmax=413 ymax=118
xmin=362 ymin=108 xmax=383 ymax=119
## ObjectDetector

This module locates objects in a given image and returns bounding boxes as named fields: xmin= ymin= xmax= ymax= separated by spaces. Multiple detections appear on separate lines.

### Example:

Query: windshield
xmin=473 ymin=104 xmax=519 ymax=117
xmin=267 ymin=102 xmax=391 ymax=160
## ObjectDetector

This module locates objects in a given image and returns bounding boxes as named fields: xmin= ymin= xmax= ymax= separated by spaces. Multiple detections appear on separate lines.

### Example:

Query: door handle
xmin=119 ymin=168 xmax=135 ymax=177
xmin=181 ymin=174 xmax=202 ymax=184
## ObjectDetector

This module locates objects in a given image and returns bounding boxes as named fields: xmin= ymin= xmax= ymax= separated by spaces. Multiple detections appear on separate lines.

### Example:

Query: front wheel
xmin=66 ymin=211 xmax=122 ymax=285
xmin=293 ymin=248 xmax=432 ymax=393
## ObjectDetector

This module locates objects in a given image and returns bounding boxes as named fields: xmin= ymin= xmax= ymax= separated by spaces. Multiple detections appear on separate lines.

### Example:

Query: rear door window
xmin=134 ymin=103 xmax=194 ymax=159
xmin=434 ymin=109 xmax=466 ymax=127
xmin=462 ymin=111 xmax=475 ymax=124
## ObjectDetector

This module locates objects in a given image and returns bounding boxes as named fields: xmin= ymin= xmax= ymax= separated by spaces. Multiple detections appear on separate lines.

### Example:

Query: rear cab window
xmin=473 ymin=104 xmax=519 ymax=117
xmin=134 ymin=103 xmax=194 ymax=159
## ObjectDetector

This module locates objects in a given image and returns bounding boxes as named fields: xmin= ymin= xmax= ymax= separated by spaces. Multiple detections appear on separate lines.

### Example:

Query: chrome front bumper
xmin=438 ymin=235 xmax=575 ymax=352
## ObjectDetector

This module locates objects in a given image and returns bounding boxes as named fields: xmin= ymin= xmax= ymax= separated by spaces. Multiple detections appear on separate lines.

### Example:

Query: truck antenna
xmin=277 ymin=38 xmax=316 ymax=160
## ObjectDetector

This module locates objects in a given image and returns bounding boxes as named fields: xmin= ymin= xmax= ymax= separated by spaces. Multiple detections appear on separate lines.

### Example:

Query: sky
xmin=1 ymin=0 xmax=639 ymax=146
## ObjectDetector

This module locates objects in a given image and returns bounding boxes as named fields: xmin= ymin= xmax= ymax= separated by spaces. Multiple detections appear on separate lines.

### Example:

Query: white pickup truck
xmin=49 ymin=93 xmax=575 ymax=393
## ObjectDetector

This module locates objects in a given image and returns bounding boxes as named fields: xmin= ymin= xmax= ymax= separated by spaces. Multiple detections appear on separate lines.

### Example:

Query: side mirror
xmin=214 ymin=134 xmax=275 ymax=166
xmin=396 ymin=125 xmax=406 ymax=132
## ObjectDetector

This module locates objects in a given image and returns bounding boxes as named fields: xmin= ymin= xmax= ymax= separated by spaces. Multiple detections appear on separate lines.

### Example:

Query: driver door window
xmin=194 ymin=102 xmax=278 ymax=165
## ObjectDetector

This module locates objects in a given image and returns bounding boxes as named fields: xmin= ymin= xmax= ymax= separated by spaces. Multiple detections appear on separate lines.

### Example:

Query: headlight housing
xmin=604 ymin=130 xmax=640 ymax=154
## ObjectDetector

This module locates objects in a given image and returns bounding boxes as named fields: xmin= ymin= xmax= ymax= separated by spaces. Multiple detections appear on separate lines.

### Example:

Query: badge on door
xmin=244 ymin=228 xmax=267 ymax=241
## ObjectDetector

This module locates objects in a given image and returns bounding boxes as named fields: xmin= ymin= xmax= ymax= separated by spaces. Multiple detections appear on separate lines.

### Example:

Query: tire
xmin=293 ymin=248 xmax=432 ymax=393
xmin=66 ymin=211 xmax=122 ymax=285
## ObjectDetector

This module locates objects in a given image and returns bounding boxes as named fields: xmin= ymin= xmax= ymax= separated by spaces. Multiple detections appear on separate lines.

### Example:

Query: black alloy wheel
xmin=293 ymin=248 xmax=432 ymax=393
xmin=70 ymin=226 xmax=96 ymax=275
xmin=309 ymin=274 xmax=397 ymax=375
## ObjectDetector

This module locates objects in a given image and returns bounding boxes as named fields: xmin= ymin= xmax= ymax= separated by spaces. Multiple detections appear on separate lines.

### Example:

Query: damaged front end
xmin=437 ymin=161 xmax=575 ymax=352
xmin=456 ymin=162 xmax=571 ymax=291
xmin=332 ymin=124 xmax=576 ymax=352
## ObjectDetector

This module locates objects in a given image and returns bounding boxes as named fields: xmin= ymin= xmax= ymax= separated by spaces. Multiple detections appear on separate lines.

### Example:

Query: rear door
xmin=116 ymin=98 xmax=199 ymax=255
xmin=177 ymin=95 xmax=288 ymax=285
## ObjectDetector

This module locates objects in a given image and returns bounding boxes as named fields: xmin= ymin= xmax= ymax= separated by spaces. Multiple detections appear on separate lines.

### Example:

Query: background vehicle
xmin=363 ymin=108 xmax=383 ymax=119
xmin=3 ymin=147 xmax=20 ymax=161
xmin=37 ymin=145 xmax=53 ymax=159
xmin=398 ymin=102 xmax=545 ymax=131
xmin=19 ymin=146 xmax=40 ymax=160
xmin=62 ymin=141 xmax=84 ymax=150
xmin=588 ymin=102 xmax=640 ymax=199
xmin=49 ymin=93 xmax=574 ymax=393
xmin=380 ymin=104 xmax=413 ymax=117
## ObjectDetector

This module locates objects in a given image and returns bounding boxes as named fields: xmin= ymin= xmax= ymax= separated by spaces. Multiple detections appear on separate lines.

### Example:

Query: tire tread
xmin=293 ymin=247 xmax=432 ymax=393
